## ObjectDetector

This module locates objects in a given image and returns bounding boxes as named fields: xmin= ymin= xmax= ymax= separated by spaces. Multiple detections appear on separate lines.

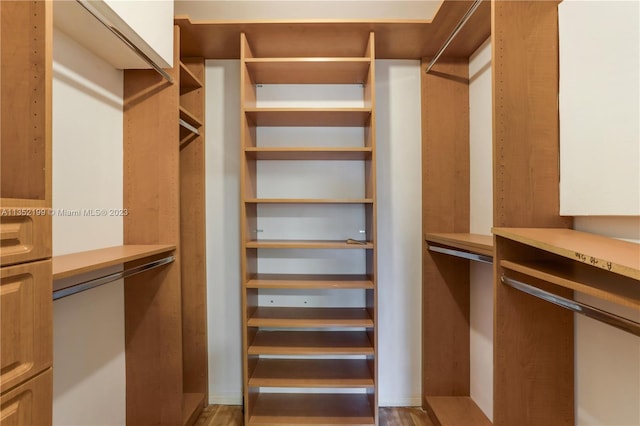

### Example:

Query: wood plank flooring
xmin=195 ymin=404 xmax=434 ymax=426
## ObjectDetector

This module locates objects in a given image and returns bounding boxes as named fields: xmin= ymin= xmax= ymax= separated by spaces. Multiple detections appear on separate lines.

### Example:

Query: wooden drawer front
xmin=0 ymin=369 xmax=52 ymax=426
xmin=0 ymin=214 xmax=51 ymax=267
xmin=0 ymin=260 xmax=52 ymax=392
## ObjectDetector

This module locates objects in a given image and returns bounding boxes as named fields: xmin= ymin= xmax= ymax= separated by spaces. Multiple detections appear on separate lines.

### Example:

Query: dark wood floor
xmin=195 ymin=404 xmax=434 ymax=426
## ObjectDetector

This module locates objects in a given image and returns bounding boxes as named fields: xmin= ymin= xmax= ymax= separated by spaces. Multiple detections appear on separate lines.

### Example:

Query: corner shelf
xmin=245 ymin=57 xmax=371 ymax=84
xmin=244 ymin=108 xmax=372 ymax=127
xmin=245 ymin=147 xmax=373 ymax=160
xmin=246 ymin=274 xmax=374 ymax=289
xmin=249 ymin=358 xmax=374 ymax=388
xmin=248 ymin=330 xmax=374 ymax=355
xmin=246 ymin=239 xmax=373 ymax=249
xmin=247 ymin=307 xmax=374 ymax=328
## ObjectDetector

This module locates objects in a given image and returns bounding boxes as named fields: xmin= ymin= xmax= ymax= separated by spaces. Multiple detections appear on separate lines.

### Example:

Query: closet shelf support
xmin=179 ymin=119 xmax=201 ymax=136
xmin=53 ymin=255 xmax=175 ymax=300
xmin=425 ymin=0 xmax=483 ymax=73
xmin=501 ymin=275 xmax=640 ymax=337
xmin=429 ymin=245 xmax=493 ymax=264
xmin=75 ymin=0 xmax=174 ymax=83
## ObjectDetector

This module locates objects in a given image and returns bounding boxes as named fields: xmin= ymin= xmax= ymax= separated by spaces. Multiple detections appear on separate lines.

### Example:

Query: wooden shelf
xmin=182 ymin=392 xmax=205 ymax=426
xmin=249 ymin=393 xmax=375 ymax=425
xmin=425 ymin=397 xmax=491 ymax=426
xmin=247 ymin=307 xmax=373 ymax=328
xmin=179 ymin=61 xmax=203 ymax=92
xmin=244 ymin=108 xmax=372 ymax=127
xmin=249 ymin=359 xmax=374 ymax=388
xmin=425 ymin=233 xmax=493 ymax=257
xmin=245 ymin=58 xmax=370 ymax=84
xmin=248 ymin=330 xmax=374 ymax=355
xmin=245 ymin=147 xmax=373 ymax=160
xmin=246 ymin=240 xmax=373 ymax=249
xmin=245 ymin=198 xmax=373 ymax=204
xmin=501 ymin=259 xmax=640 ymax=310
xmin=493 ymin=228 xmax=640 ymax=280
xmin=52 ymin=245 xmax=175 ymax=280
xmin=246 ymin=274 xmax=374 ymax=289
xmin=179 ymin=106 xmax=203 ymax=128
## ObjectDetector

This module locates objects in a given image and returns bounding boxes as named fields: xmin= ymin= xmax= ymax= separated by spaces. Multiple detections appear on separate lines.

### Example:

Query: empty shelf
xmin=179 ymin=62 xmax=203 ymax=92
xmin=245 ymin=147 xmax=373 ymax=160
xmin=182 ymin=392 xmax=204 ymax=426
xmin=246 ymin=274 xmax=374 ymax=289
xmin=425 ymin=396 xmax=491 ymax=426
xmin=248 ymin=330 xmax=374 ymax=355
xmin=249 ymin=359 xmax=374 ymax=388
xmin=246 ymin=240 xmax=373 ymax=249
xmin=244 ymin=108 xmax=372 ymax=127
xmin=245 ymin=58 xmax=371 ymax=84
xmin=245 ymin=198 xmax=373 ymax=204
xmin=425 ymin=233 xmax=493 ymax=257
xmin=249 ymin=393 xmax=375 ymax=425
xmin=248 ymin=307 xmax=373 ymax=328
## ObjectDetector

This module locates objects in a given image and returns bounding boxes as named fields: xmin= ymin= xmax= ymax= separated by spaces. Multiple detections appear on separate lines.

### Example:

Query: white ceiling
xmin=174 ymin=0 xmax=443 ymax=21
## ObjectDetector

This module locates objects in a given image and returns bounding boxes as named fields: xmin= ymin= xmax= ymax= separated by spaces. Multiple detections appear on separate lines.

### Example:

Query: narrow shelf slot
xmin=425 ymin=396 xmax=491 ymax=426
xmin=248 ymin=307 xmax=374 ymax=328
xmin=428 ymin=245 xmax=492 ymax=264
xmin=182 ymin=392 xmax=205 ymax=426
xmin=248 ymin=359 xmax=374 ymax=388
xmin=246 ymin=274 xmax=374 ymax=289
xmin=425 ymin=232 xmax=493 ymax=257
xmin=248 ymin=330 xmax=374 ymax=355
xmin=245 ymin=58 xmax=371 ymax=84
xmin=245 ymin=198 xmax=373 ymax=204
xmin=179 ymin=106 xmax=203 ymax=129
xmin=245 ymin=147 xmax=373 ymax=161
xmin=246 ymin=240 xmax=373 ymax=249
xmin=244 ymin=108 xmax=372 ymax=127
xmin=179 ymin=118 xmax=200 ymax=136
xmin=180 ymin=61 xmax=203 ymax=92
xmin=249 ymin=393 xmax=375 ymax=425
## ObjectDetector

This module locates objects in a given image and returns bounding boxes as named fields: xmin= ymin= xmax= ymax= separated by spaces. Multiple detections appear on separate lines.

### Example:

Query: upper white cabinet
xmin=559 ymin=0 xmax=639 ymax=215
xmin=54 ymin=0 xmax=174 ymax=70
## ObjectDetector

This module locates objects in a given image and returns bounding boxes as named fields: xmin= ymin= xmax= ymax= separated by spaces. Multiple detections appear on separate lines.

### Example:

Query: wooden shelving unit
xmin=240 ymin=31 xmax=378 ymax=425
xmin=425 ymin=396 xmax=491 ymax=426
xmin=424 ymin=233 xmax=493 ymax=258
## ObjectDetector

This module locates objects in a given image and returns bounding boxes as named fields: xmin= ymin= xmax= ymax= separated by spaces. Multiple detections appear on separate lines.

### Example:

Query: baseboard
xmin=209 ymin=392 xmax=243 ymax=406
xmin=379 ymin=396 xmax=423 ymax=407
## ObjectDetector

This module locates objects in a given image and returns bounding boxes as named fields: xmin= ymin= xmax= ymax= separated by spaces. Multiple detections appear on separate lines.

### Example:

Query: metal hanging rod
xmin=425 ymin=0 xmax=483 ymax=73
xmin=53 ymin=255 xmax=175 ymax=301
xmin=75 ymin=0 xmax=174 ymax=83
xmin=429 ymin=245 xmax=493 ymax=264
xmin=179 ymin=119 xmax=200 ymax=136
xmin=501 ymin=275 xmax=640 ymax=338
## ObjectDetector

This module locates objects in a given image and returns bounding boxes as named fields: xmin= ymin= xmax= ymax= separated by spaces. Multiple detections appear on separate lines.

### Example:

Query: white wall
xmin=52 ymin=28 xmax=126 ymax=426
xmin=468 ymin=38 xmax=493 ymax=421
xmin=204 ymin=60 xmax=422 ymax=406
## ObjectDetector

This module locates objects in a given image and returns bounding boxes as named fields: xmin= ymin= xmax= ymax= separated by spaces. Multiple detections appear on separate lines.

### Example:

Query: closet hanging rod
xmin=429 ymin=245 xmax=493 ymax=264
xmin=501 ymin=275 xmax=640 ymax=337
xmin=425 ymin=0 xmax=483 ymax=73
xmin=53 ymin=255 xmax=175 ymax=301
xmin=179 ymin=119 xmax=200 ymax=136
xmin=75 ymin=0 xmax=174 ymax=83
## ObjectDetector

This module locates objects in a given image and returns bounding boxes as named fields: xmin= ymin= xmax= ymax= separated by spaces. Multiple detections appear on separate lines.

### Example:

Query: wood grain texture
xmin=248 ymin=330 xmax=374 ymax=355
xmin=245 ymin=147 xmax=373 ymax=161
xmin=248 ymin=307 xmax=374 ymax=328
xmin=421 ymin=57 xmax=471 ymax=401
xmin=176 ymin=0 xmax=490 ymax=59
xmin=424 ymin=233 xmax=493 ymax=257
xmin=123 ymin=26 xmax=183 ymax=426
xmin=425 ymin=397 xmax=490 ymax=426
xmin=0 ymin=368 xmax=52 ymax=426
xmin=0 ymin=213 xmax=52 ymax=267
xmin=246 ymin=274 xmax=374 ymax=289
xmin=183 ymin=393 xmax=205 ymax=426
xmin=245 ymin=58 xmax=371 ymax=84
xmin=249 ymin=358 xmax=374 ymax=388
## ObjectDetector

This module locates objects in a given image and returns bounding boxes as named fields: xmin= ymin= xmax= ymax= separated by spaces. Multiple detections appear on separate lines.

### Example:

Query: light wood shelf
xmin=179 ymin=106 xmax=203 ymax=128
xmin=182 ymin=392 xmax=205 ymax=426
xmin=501 ymin=259 xmax=640 ymax=309
xmin=248 ymin=330 xmax=374 ymax=355
xmin=249 ymin=393 xmax=375 ymax=425
xmin=52 ymin=244 xmax=175 ymax=280
xmin=245 ymin=198 xmax=373 ymax=204
xmin=425 ymin=233 xmax=493 ymax=257
xmin=245 ymin=58 xmax=371 ymax=84
xmin=244 ymin=108 xmax=372 ymax=127
xmin=493 ymin=228 xmax=640 ymax=280
xmin=247 ymin=307 xmax=374 ymax=328
xmin=249 ymin=359 xmax=374 ymax=388
xmin=425 ymin=396 xmax=491 ymax=426
xmin=245 ymin=147 xmax=373 ymax=160
xmin=246 ymin=239 xmax=373 ymax=249
xmin=179 ymin=61 xmax=203 ymax=92
xmin=246 ymin=274 xmax=374 ymax=289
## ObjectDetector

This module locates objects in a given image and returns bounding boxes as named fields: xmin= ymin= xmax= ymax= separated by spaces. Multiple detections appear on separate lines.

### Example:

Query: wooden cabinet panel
xmin=0 ymin=369 xmax=52 ymax=426
xmin=0 ymin=260 xmax=52 ymax=393
xmin=0 ymin=214 xmax=51 ymax=267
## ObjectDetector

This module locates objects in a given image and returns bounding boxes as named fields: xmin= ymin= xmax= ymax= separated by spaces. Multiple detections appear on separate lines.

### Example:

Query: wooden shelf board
xmin=245 ymin=198 xmax=373 ymax=204
xmin=245 ymin=147 xmax=373 ymax=160
xmin=425 ymin=233 xmax=493 ymax=257
xmin=245 ymin=58 xmax=370 ymax=84
xmin=244 ymin=108 xmax=372 ymax=127
xmin=249 ymin=359 xmax=374 ymax=388
xmin=425 ymin=396 xmax=491 ymax=426
xmin=249 ymin=393 xmax=375 ymax=425
xmin=179 ymin=106 xmax=203 ymax=128
xmin=179 ymin=61 xmax=203 ymax=92
xmin=182 ymin=392 xmax=205 ymax=426
xmin=248 ymin=307 xmax=373 ymax=328
xmin=248 ymin=330 xmax=374 ymax=355
xmin=493 ymin=228 xmax=640 ymax=280
xmin=246 ymin=274 xmax=374 ymax=289
xmin=52 ymin=244 xmax=175 ymax=280
xmin=501 ymin=259 xmax=640 ymax=310
xmin=246 ymin=240 xmax=373 ymax=249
